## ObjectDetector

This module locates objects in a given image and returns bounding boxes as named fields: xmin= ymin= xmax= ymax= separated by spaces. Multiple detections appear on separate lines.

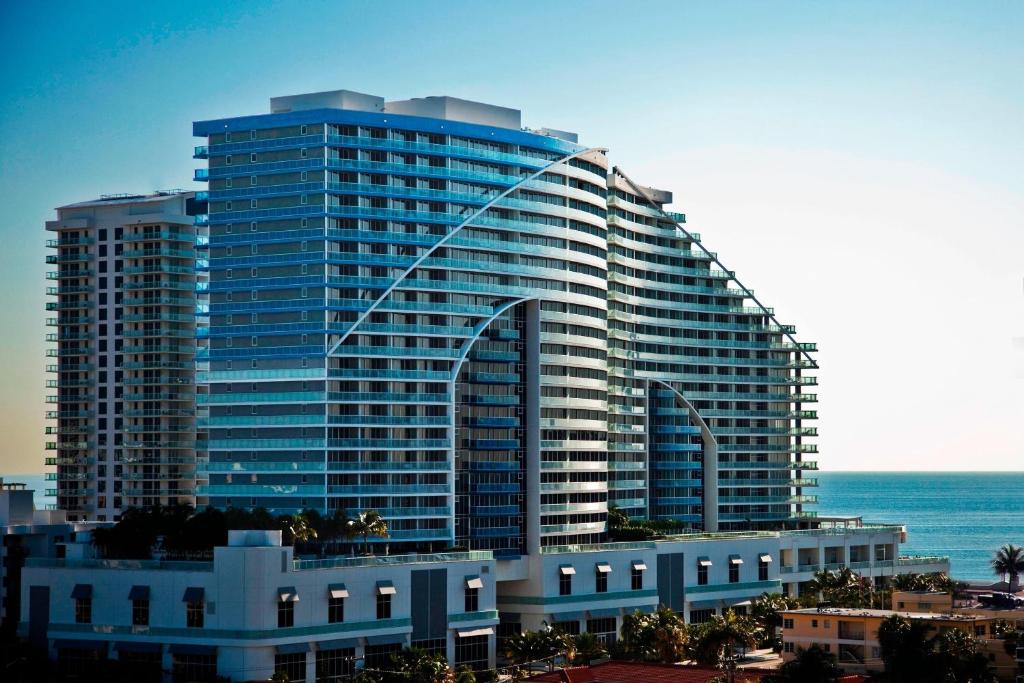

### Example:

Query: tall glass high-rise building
xmin=192 ymin=90 xmax=818 ymax=553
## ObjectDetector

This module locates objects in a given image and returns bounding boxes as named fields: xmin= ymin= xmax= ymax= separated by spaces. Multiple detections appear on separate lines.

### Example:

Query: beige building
xmin=781 ymin=606 xmax=998 ymax=673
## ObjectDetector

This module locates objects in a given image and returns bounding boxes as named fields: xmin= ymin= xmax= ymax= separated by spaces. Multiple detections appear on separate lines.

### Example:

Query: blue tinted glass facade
xmin=192 ymin=93 xmax=818 ymax=550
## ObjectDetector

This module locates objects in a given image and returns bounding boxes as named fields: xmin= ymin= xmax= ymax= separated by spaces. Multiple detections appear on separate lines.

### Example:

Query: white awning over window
xmin=759 ymin=554 xmax=773 ymax=563
xmin=596 ymin=563 xmax=612 ymax=573
xmin=457 ymin=627 xmax=494 ymax=638
xmin=559 ymin=565 xmax=576 ymax=575
xmin=376 ymin=580 xmax=397 ymax=595
xmin=277 ymin=586 xmax=300 ymax=603
xmin=697 ymin=557 xmax=712 ymax=567
xmin=729 ymin=555 xmax=744 ymax=565
xmin=631 ymin=561 xmax=647 ymax=571
xmin=328 ymin=583 xmax=349 ymax=599
xmin=465 ymin=576 xmax=484 ymax=590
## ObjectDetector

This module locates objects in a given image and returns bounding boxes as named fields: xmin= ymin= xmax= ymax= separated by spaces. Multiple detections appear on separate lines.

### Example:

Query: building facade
xmin=18 ymin=520 xmax=949 ymax=682
xmin=190 ymin=89 xmax=819 ymax=550
xmin=781 ymin=606 xmax=999 ymax=674
xmin=0 ymin=479 xmax=100 ymax=636
xmin=22 ymin=530 xmax=498 ymax=682
xmin=45 ymin=192 xmax=205 ymax=521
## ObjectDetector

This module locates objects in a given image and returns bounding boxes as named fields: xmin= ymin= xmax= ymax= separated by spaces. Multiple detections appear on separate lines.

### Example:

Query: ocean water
xmin=4 ymin=471 xmax=1018 ymax=582
xmin=816 ymin=471 xmax=1024 ymax=583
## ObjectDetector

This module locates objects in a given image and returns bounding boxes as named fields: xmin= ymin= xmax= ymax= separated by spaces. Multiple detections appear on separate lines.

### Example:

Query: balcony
xmin=838 ymin=622 xmax=866 ymax=640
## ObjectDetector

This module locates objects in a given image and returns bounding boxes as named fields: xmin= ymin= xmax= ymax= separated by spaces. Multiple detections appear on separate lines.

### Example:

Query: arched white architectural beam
xmin=450 ymin=296 xmax=532 ymax=381
xmin=446 ymin=295 xmax=532 ymax=549
xmin=327 ymin=147 xmax=608 ymax=356
xmin=612 ymin=167 xmax=818 ymax=370
xmin=651 ymin=379 xmax=719 ymax=533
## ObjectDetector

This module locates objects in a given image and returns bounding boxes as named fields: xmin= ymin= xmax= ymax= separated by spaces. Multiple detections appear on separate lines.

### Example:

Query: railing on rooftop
xmin=294 ymin=550 xmax=493 ymax=570
xmin=540 ymin=541 xmax=657 ymax=554
xmin=25 ymin=558 xmax=212 ymax=571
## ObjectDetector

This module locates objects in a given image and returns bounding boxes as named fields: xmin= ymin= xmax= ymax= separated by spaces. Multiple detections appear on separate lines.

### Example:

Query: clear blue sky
xmin=1 ymin=0 xmax=1021 ymax=472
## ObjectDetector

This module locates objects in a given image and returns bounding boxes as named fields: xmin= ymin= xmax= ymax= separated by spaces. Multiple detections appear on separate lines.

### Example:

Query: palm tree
xmin=388 ymin=647 xmax=454 ymax=683
xmin=348 ymin=510 xmax=389 ymax=555
xmin=933 ymin=629 xmax=996 ymax=683
xmin=890 ymin=572 xmax=927 ymax=591
xmin=764 ymin=644 xmax=842 ymax=683
xmin=991 ymin=544 xmax=1024 ymax=593
xmin=877 ymin=615 xmax=933 ymax=682
xmin=806 ymin=567 xmax=872 ymax=607
xmin=751 ymin=592 xmax=799 ymax=648
xmin=687 ymin=609 xmax=760 ymax=667
xmin=606 ymin=504 xmax=630 ymax=530
xmin=572 ymin=632 xmax=607 ymax=665
xmin=619 ymin=606 xmax=688 ymax=663
xmin=287 ymin=512 xmax=318 ymax=545
xmin=503 ymin=630 xmax=562 ymax=669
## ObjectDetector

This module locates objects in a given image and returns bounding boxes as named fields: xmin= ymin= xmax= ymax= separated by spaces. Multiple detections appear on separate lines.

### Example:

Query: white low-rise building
xmin=21 ymin=530 xmax=498 ymax=682
xmin=0 ymin=479 xmax=103 ymax=633
xmin=16 ymin=521 xmax=949 ymax=682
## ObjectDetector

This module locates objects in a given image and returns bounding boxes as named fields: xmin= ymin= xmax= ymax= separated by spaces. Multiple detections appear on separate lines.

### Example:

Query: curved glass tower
xmin=193 ymin=90 xmax=818 ymax=552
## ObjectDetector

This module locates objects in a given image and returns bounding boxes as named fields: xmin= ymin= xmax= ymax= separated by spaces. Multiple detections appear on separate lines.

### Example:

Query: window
xmin=226 ymin=155 xmax=232 ymax=165
xmin=465 ymin=587 xmax=479 ymax=612
xmin=251 ymin=175 xmax=257 ymax=186
xmin=697 ymin=564 xmax=708 ymax=586
xmin=250 ymin=153 xmax=257 ymax=163
xmin=586 ymin=617 xmax=618 ymax=646
xmin=365 ymin=644 xmax=401 ymax=671
xmin=328 ymin=595 xmax=345 ymax=623
xmin=301 ymin=125 xmax=308 ymax=135
xmin=553 ymin=620 xmax=580 ymax=635
xmin=251 ymin=130 xmax=257 ymax=140
xmin=631 ymin=566 xmax=644 ymax=590
xmin=729 ymin=563 xmax=740 ymax=583
xmin=316 ymin=647 xmax=354 ymax=683
xmin=783 ymin=618 xmax=795 ymax=629
xmin=596 ymin=571 xmax=607 ymax=593
xmin=455 ymin=634 xmax=488 ymax=671
xmin=759 ymin=557 xmax=770 ymax=581
xmin=75 ymin=598 xmax=92 ymax=624
xmin=278 ymin=600 xmax=295 ymax=628
xmin=559 ymin=573 xmax=572 ymax=596
xmin=132 ymin=600 xmax=149 ymax=626
xmin=377 ymin=592 xmax=392 ymax=619
xmin=784 ymin=641 xmax=794 ymax=653
xmin=412 ymin=639 xmax=446 ymax=657
xmin=690 ymin=608 xmax=715 ymax=624
xmin=172 ymin=653 xmax=216 ymax=683
xmin=187 ymin=601 xmax=204 ymax=628
xmin=275 ymin=653 xmax=306 ymax=682
xmin=811 ymin=619 xmax=818 ymax=628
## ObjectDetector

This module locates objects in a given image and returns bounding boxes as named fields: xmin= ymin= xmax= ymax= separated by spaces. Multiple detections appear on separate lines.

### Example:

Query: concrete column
xmin=524 ymin=300 xmax=541 ymax=555
xmin=447 ymin=630 xmax=456 ymax=671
